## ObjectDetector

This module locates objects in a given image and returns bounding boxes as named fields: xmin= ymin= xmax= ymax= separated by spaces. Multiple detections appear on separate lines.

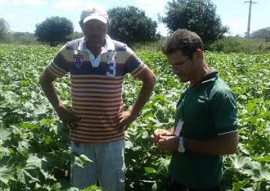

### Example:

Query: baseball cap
xmin=80 ymin=5 xmax=108 ymax=24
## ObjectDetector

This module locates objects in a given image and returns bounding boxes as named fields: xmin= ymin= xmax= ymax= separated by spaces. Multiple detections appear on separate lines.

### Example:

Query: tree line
xmin=0 ymin=0 xmax=269 ymax=47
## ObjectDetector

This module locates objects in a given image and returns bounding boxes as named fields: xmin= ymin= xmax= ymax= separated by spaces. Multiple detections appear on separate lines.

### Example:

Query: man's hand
xmin=156 ymin=135 xmax=178 ymax=153
xmin=151 ymin=129 xmax=172 ymax=144
xmin=151 ymin=129 xmax=178 ymax=153
xmin=114 ymin=110 xmax=137 ymax=131
xmin=56 ymin=105 xmax=80 ymax=129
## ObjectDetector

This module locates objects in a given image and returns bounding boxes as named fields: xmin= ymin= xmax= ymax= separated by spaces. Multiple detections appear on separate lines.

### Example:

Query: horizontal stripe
xmin=48 ymin=65 xmax=65 ymax=77
xmin=72 ymin=96 xmax=122 ymax=102
xmin=73 ymin=110 xmax=121 ymax=115
xmin=73 ymin=129 xmax=120 ymax=135
xmin=72 ymin=107 xmax=122 ymax=113
xmin=72 ymin=91 xmax=122 ymax=97
xmin=77 ymin=121 xmax=116 ymax=129
xmin=132 ymin=63 xmax=147 ymax=77
xmin=76 ymin=127 xmax=116 ymax=132
xmin=71 ymin=78 xmax=123 ymax=85
xmin=72 ymin=74 xmax=124 ymax=80
xmin=70 ymin=132 xmax=124 ymax=139
xmin=71 ymin=86 xmax=122 ymax=93
xmin=72 ymin=105 xmax=121 ymax=111
xmin=52 ymin=62 xmax=67 ymax=74
xmin=71 ymin=91 xmax=122 ymax=97
xmin=70 ymin=134 xmax=124 ymax=143
xmin=73 ymin=101 xmax=122 ymax=107
xmin=71 ymin=83 xmax=122 ymax=89
xmin=133 ymin=66 xmax=146 ymax=77
xmin=75 ymin=113 xmax=120 ymax=119
xmin=77 ymin=122 xmax=116 ymax=128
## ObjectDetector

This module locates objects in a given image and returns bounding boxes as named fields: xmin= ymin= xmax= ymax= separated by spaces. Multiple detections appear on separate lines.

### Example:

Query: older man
xmin=39 ymin=4 xmax=155 ymax=191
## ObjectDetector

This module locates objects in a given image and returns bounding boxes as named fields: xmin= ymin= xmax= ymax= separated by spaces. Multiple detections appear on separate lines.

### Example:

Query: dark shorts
xmin=167 ymin=180 xmax=222 ymax=191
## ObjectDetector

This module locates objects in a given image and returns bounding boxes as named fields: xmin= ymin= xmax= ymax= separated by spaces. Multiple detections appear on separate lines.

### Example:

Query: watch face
xmin=178 ymin=145 xmax=185 ymax=153
xmin=178 ymin=137 xmax=185 ymax=153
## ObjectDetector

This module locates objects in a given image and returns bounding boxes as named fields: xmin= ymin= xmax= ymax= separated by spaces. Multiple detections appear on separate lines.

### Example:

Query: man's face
xmin=82 ymin=19 xmax=107 ymax=47
xmin=167 ymin=50 xmax=194 ymax=83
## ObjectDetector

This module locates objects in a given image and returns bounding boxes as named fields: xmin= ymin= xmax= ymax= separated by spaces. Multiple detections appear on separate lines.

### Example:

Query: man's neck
xmin=190 ymin=64 xmax=209 ymax=87
xmin=85 ymin=38 xmax=106 ymax=57
xmin=86 ymin=43 xmax=102 ymax=57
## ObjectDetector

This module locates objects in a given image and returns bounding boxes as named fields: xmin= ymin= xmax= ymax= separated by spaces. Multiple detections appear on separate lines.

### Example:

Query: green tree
xmin=0 ymin=18 xmax=10 ymax=42
xmin=35 ymin=16 xmax=73 ymax=46
xmin=161 ymin=0 xmax=228 ymax=45
xmin=11 ymin=32 xmax=37 ymax=45
xmin=71 ymin=31 xmax=83 ymax=40
xmin=251 ymin=27 xmax=270 ymax=41
xmin=108 ymin=6 xmax=158 ymax=46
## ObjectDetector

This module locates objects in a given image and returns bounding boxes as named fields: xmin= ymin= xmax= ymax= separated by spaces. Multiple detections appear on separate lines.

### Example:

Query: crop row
xmin=0 ymin=44 xmax=270 ymax=190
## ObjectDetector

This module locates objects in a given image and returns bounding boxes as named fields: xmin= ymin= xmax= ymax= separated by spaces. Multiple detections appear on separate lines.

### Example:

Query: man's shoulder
xmin=214 ymin=78 xmax=231 ymax=92
xmin=65 ymin=38 xmax=83 ymax=50
xmin=112 ymin=40 xmax=127 ymax=51
xmin=210 ymin=77 xmax=235 ymax=100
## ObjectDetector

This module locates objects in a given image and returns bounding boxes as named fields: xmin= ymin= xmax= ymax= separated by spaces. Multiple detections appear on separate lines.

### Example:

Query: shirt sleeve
xmin=210 ymin=88 xmax=238 ymax=135
xmin=124 ymin=47 xmax=147 ymax=77
xmin=45 ymin=45 xmax=69 ymax=78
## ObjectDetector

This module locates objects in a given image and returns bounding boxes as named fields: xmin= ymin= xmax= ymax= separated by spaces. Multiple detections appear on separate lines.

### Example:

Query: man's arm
xmin=129 ymin=67 xmax=156 ymax=117
xmin=116 ymin=66 xmax=156 ymax=130
xmin=184 ymin=131 xmax=238 ymax=155
xmin=39 ymin=69 xmax=62 ymax=111
xmin=39 ymin=69 xmax=80 ymax=129
xmin=157 ymin=131 xmax=238 ymax=155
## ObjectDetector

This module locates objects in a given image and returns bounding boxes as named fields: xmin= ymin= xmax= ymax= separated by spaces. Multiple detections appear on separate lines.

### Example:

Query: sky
xmin=0 ymin=0 xmax=269 ymax=37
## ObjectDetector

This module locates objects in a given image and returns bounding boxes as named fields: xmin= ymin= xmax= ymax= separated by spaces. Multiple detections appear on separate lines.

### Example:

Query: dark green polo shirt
xmin=169 ymin=70 xmax=238 ymax=189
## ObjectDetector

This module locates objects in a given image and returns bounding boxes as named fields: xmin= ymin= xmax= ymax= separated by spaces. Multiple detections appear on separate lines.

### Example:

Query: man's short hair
xmin=162 ymin=29 xmax=204 ymax=58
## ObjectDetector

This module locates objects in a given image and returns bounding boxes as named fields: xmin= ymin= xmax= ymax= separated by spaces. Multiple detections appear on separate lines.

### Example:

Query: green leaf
xmin=253 ymin=155 xmax=270 ymax=162
xmin=142 ymin=131 xmax=149 ymax=139
xmin=144 ymin=167 xmax=156 ymax=174
xmin=260 ymin=169 xmax=270 ymax=181
xmin=125 ymin=140 xmax=133 ymax=149
xmin=74 ymin=154 xmax=92 ymax=168
xmin=40 ymin=169 xmax=56 ymax=181
xmin=18 ymin=122 xmax=40 ymax=129
xmin=231 ymin=156 xmax=251 ymax=169
xmin=0 ymin=128 xmax=11 ymax=141
xmin=25 ymin=154 xmax=45 ymax=170
xmin=17 ymin=169 xmax=40 ymax=183
xmin=0 ymin=166 xmax=13 ymax=185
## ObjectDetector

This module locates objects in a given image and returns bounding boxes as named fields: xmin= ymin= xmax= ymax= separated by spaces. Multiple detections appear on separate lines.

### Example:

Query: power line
xmin=245 ymin=0 xmax=257 ymax=38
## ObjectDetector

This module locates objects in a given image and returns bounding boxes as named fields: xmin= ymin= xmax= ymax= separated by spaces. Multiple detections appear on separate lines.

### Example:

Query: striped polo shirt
xmin=46 ymin=35 xmax=147 ymax=143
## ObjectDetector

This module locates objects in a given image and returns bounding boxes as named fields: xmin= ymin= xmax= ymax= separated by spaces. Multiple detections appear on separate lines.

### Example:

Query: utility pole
xmin=245 ymin=0 xmax=257 ymax=38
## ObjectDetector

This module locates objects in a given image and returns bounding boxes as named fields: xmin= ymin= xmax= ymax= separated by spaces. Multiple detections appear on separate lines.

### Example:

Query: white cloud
xmin=0 ymin=0 xmax=7 ymax=5
xmin=224 ymin=19 xmax=247 ymax=36
xmin=11 ymin=0 xmax=46 ymax=5
xmin=53 ymin=0 xmax=84 ymax=10
xmin=134 ymin=0 xmax=167 ymax=19
xmin=53 ymin=0 xmax=104 ymax=11
xmin=157 ymin=23 xmax=169 ymax=36
xmin=6 ymin=13 xmax=17 ymax=20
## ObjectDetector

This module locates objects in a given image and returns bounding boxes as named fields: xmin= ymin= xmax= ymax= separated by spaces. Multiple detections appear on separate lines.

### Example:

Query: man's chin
xmin=178 ymin=76 xmax=188 ymax=83
xmin=85 ymin=37 xmax=105 ymax=45
xmin=89 ymin=40 xmax=103 ymax=45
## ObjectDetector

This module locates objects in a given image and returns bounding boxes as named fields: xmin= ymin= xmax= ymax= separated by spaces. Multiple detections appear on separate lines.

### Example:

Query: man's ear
xmin=191 ymin=49 xmax=204 ymax=64
xmin=193 ymin=48 xmax=204 ymax=59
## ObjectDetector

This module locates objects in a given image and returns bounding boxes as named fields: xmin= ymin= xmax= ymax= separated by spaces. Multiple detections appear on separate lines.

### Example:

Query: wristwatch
xmin=178 ymin=136 xmax=185 ymax=153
